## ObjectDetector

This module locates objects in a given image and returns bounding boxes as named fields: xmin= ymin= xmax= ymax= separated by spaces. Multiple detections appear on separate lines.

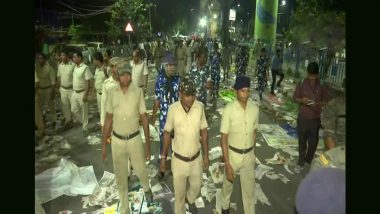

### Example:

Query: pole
xmin=149 ymin=0 xmax=152 ymax=38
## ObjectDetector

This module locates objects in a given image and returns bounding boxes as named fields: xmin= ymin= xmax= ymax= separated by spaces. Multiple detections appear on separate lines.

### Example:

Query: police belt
xmin=61 ymin=85 xmax=73 ymax=90
xmin=38 ymin=85 xmax=52 ymax=89
xmin=113 ymin=130 xmax=140 ymax=141
xmin=229 ymin=145 xmax=253 ymax=154
xmin=74 ymin=89 xmax=85 ymax=93
xmin=174 ymin=150 xmax=200 ymax=162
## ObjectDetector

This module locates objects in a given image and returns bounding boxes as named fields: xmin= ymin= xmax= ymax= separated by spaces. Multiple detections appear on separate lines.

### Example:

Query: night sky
xmin=35 ymin=0 xmax=296 ymax=33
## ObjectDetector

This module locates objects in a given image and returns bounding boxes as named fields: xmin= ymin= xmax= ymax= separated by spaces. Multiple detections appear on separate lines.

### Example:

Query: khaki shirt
xmin=175 ymin=46 xmax=187 ymax=61
xmin=57 ymin=61 xmax=75 ymax=87
xmin=35 ymin=62 xmax=56 ymax=88
xmin=106 ymin=82 xmax=146 ymax=136
xmin=321 ymin=95 xmax=346 ymax=145
xmin=35 ymin=71 xmax=39 ymax=83
xmin=131 ymin=61 xmax=148 ymax=87
xmin=164 ymin=101 xmax=208 ymax=156
xmin=101 ymin=77 xmax=118 ymax=126
xmin=94 ymin=65 xmax=107 ymax=92
xmin=73 ymin=63 xmax=93 ymax=91
xmin=220 ymin=99 xmax=259 ymax=150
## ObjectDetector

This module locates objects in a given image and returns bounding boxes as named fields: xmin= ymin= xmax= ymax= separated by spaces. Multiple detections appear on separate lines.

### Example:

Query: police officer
xmin=35 ymin=71 xmax=45 ymax=141
xmin=102 ymin=63 xmax=153 ymax=214
xmin=71 ymin=50 xmax=93 ymax=134
xmin=310 ymin=78 xmax=346 ymax=172
xmin=35 ymin=52 xmax=57 ymax=126
xmin=151 ymin=52 xmax=181 ymax=157
xmin=93 ymin=52 xmax=109 ymax=124
xmin=100 ymin=57 xmax=125 ymax=130
xmin=160 ymin=78 xmax=209 ymax=214
xmin=220 ymin=75 xmax=259 ymax=214
xmin=175 ymin=40 xmax=187 ymax=78
xmin=131 ymin=48 xmax=149 ymax=94
xmin=185 ymin=47 xmax=211 ymax=106
xmin=57 ymin=49 xmax=75 ymax=129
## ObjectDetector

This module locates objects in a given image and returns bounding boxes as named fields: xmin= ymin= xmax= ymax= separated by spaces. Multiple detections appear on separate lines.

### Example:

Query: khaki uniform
xmin=57 ymin=61 xmax=75 ymax=123
xmin=321 ymin=96 xmax=346 ymax=146
xmin=131 ymin=61 xmax=148 ymax=88
xmin=106 ymin=83 xmax=150 ymax=214
xmin=311 ymin=95 xmax=346 ymax=171
xmin=35 ymin=71 xmax=44 ymax=137
xmin=175 ymin=45 xmax=187 ymax=78
xmin=94 ymin=65 xmax=108 ymax=116
xmin=154 ymin=46 xmax=165 ymax=71
xmin=164 ymin=101 xmax=208 ymax=214
xmin=100 ymin=76 xmax=118 ymax=126
xmin=35 ymin=62 xmax=57 ymax=122
xmin=220 ymin=99 xmax=259 ymax=214
xmin=71 ymin=63 xmax=93 ymax=131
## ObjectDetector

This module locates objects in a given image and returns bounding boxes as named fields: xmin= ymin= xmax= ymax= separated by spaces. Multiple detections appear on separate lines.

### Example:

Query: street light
xmin=199 ymin=17 xmax=207 ymax=27
xmin=238 ymin=4 xmax=240 ymax=7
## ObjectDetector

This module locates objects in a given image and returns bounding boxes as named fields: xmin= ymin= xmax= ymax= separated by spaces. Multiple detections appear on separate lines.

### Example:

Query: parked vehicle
xmin=87 ymin=42 xmax=106 ymax=54
xmin=66 ymin=44 xmax=91 ymax=64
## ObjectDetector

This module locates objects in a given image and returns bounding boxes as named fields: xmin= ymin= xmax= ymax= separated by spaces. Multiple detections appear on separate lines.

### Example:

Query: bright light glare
xmin=199 ymin=17 xmax=207 ymax=27
xmin=213 ymin=14 xmax=217 ymax=19
xmin=282 ymin=0 xmax=286 ymax=6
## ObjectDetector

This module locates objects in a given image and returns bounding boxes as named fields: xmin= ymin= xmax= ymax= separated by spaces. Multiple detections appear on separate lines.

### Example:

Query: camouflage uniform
xmin=236 ymin=47 xmax=249 ymax=76
xmin=209 ymin=51 xmax=221 ymax=99
xmin=185 ymin=64 xmax=211 ymax=105
xmin=256 ymin=55 xmax=269 ymax=97
xmin=155 ymin=68 xmax=181 ymax=152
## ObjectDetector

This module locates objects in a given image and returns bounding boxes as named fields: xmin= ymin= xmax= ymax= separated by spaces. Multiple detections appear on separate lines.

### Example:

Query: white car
xmin=87 ymin=42 xmax=106 ymax=54
xmin=66 ymin=44 xmax=91 ymax=64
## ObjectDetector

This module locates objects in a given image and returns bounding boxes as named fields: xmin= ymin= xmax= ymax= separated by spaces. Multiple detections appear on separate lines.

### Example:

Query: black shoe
xmin=145 ymin=189 xmax=153 ymax=203
xmin=270 ymin=91 xmax=275 ymax=95
xmin=222 ymin=208 xmax=230 ymax=214
xmin=188 ymin=202 xmax=197 ymax=214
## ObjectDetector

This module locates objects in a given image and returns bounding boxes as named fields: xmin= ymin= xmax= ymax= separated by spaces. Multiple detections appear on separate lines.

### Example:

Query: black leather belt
xmin=74 ymin=89 xmax=85 ymax=93
xmin=38 ymin=85 xmax=52 ymax=89
xmin=61 ymin=85 xmax=72 ymax=90
xmin=229 ymin=145 xmax=254 ymax=154
xmin=113 ymin=130 xmax=140 ymax=141
xmin=174 ymin=150 xmax=200 ymax=162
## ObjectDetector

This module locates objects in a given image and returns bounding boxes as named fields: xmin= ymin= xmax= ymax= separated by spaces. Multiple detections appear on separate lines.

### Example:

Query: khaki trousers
xmin=71 ymin=91 xmax=88 ymax=131
xmin=172 ymin=153 xmax=203 ymax=214
xmin=221 ymin=149 xmax=256 ymax=214
xmin=96 ymin=92 xmax=102 ymax=119
xmin=59 ymin=87 xmax=73 ymax=122
xmin=111 ymin=135 xmax=150 ymax=214
xmin=38 ymin=88 xmax=57 ymax=122
xmin=35 ymin=95 xmax=45 ymax=137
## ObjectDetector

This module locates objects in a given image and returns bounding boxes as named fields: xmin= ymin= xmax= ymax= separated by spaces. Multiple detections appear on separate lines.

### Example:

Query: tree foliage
xmin=106 ymin=0 xmax=151 ymax=41
xmin=68 ymin=25 xmax=92 ymax=43
xmin=285 ymin=0 xmax=345 ymax=51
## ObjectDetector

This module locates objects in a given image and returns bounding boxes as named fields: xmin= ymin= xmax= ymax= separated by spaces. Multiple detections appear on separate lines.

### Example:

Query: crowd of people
xmin=35 ymin=36 xmax=345 ymax=214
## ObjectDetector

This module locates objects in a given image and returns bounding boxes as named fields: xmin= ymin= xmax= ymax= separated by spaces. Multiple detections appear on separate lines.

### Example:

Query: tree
xmin=106 ymin=0 xmax=151 ymax=42
xmin=68 ymin=25 xmax=93 ymax=43
xmin=285 ymin=0 xmax=345 ymax=74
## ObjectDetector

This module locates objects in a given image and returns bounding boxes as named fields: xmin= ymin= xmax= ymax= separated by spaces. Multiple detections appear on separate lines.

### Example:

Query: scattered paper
xmin=35 ymin=158 xmax=99 ymax=204
xmin=209 ymin=162 xmax=225 ymax=184
xmin=255 ymin=183 xmax=271 ymax=206
xmin=87 ymin=134 xmax=102 ymax=145
xmin=209 ymin=147 xmax=222 ymax=161
xmin=195 ymin=196 xmax=205 ymax=208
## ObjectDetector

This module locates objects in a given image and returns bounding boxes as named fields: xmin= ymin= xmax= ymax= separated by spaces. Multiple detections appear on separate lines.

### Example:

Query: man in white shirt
xmin=71 ymin=50 xmax=94 ymax=134
xmin=131 ymin=48 xmax=149 ymax=94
